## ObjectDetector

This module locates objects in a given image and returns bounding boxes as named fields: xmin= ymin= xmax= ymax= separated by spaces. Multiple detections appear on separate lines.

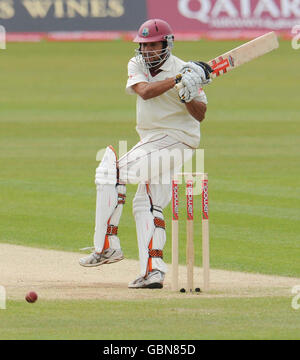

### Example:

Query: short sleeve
xmin=126 ymin=58 xmax=149 ymax=95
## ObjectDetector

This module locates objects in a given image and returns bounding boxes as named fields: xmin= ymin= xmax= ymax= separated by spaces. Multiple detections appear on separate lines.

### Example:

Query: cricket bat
xmin=175 ymin=31 xmax=279 ymax=90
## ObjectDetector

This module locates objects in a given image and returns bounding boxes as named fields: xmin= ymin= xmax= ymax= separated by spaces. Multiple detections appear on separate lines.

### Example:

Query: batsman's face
xmin=140 ymin=41 xmax=164 ymax=66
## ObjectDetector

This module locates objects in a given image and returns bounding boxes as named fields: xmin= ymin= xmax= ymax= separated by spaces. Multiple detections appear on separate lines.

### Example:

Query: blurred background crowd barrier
xmin=0 ymin=0 xmax=298 ymax=41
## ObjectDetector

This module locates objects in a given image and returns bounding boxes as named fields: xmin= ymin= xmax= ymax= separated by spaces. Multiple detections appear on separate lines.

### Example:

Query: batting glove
xmin=180 ymin=61 xmax=212 ymax=86
xmin=179 ymin=77 xmax=199 ymax=103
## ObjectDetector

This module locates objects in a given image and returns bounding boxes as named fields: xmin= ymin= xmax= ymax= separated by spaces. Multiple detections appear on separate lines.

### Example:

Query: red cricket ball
xmin=25 ymin=291 xmax=38 ymax=303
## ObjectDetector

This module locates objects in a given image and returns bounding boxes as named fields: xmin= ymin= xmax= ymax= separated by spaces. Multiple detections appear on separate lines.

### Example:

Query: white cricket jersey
xmin=125 ymin=54 xmax=208 ymax=148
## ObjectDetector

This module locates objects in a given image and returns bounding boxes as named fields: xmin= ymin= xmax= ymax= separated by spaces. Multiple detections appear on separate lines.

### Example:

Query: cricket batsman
xmin=79 ymin=19 xmax=211 ymax=289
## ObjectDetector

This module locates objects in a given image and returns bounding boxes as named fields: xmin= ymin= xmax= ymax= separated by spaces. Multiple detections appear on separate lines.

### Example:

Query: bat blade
xmin=209 ymin=31 xmax=279 ymax=78
xmin=175 ymin=32 xmax=279 ymax=89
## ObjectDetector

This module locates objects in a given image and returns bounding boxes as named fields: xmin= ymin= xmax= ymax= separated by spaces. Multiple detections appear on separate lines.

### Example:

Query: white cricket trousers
xmin=118 ymin=133 xmax=194 ymax=277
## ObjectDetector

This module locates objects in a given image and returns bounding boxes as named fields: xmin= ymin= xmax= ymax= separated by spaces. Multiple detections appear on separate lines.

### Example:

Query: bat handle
xmin=175 ymin=82 xmax=183 ymax=91
xmin=174 ymin=74 xmax=183 ymax=91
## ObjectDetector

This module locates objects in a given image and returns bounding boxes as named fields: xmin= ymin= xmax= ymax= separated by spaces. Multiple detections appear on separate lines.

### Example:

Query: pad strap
xmin=149 ymin=249 xmax=163 ymax=259
xmin=118 ymin=192 xmax=126 ymax=205
xmin=151 ymin=205 xmax=163 ymax=214
xmin=106 ymin=225 xmax=118 ymax=236
xmin=154 ymin=217 xmax=165 ymax=229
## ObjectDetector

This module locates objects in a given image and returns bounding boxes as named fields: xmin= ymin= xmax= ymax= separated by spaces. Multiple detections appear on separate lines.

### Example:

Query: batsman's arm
xmin=185 ymin=100 xmax=207 ymax=122
xmin=131 ymin=78 xmax=176 ymax=100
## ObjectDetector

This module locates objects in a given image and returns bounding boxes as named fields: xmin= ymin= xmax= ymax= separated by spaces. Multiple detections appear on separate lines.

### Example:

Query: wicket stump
xmin=171 ymin=173 xmax=210 ymax=293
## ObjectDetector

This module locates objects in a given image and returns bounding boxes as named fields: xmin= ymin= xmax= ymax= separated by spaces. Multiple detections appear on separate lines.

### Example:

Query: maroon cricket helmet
xmin=133 ymin=19 xmax=174 ymax=44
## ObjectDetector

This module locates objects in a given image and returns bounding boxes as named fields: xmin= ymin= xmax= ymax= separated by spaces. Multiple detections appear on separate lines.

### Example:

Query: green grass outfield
xmin=0 ymin=297 xmax=300 ymax=340
xmin=0 ymin=39 xmax=299 ymax=339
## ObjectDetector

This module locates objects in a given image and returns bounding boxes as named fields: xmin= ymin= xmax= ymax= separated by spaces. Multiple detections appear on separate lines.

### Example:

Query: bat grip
xmin=174 ymin=74 xmax=183 ymax=91
xmin=175 ymin=82 xmax=183 ymax=91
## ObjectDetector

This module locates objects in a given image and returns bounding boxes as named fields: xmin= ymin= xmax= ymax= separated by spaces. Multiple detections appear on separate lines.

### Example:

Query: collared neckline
xmin=159 ymin=54 xmax=174 ymax=72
